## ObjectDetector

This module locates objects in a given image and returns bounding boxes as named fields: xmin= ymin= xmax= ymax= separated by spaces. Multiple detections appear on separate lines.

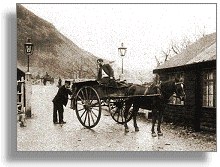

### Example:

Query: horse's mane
xmin=126 ymin=81 xmax=158 ymax=96
xmin=160 ymin=79 xmax=175 ymax=87
xmin=159 ymin=79 xmax=178 ymax=100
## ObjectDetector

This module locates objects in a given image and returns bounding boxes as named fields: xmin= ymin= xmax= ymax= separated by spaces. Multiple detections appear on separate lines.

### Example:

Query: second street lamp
xmin=24 ymin=38 xmax=34 ymax=72
xmin=118 ymin=43 xmax=127 ymax=75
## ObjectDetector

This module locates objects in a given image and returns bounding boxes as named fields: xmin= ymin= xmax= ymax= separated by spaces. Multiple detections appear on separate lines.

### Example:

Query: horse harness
xmin=127 ymin=84 xmax=161 ymax=96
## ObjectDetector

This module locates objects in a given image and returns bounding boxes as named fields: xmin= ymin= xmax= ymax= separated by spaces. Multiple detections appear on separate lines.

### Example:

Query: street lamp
xmin=24 ymin=38 xmax=34 ymax=72
xmin=24 ymin=38 xmax=34 ymax=118
xmin=118 ymin=43 xmax=127 ymax=74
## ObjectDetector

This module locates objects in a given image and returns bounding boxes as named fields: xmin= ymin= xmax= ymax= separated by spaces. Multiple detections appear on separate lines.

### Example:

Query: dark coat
xmin=52 ymin=85 xmax=72 ymax=106
xmin=97 ymin=64 xmax=114 ymax=80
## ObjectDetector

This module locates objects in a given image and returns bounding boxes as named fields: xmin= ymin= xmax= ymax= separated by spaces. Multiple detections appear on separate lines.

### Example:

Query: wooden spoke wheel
xmin=75 ymin=86 xmax=101 ymax=128
xmin=109 ymin=99 xmax=133 ymax=124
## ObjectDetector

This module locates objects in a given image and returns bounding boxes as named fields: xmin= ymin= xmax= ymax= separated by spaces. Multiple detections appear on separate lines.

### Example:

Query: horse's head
xmin=174 ymin=81 xmax=186 ymax=101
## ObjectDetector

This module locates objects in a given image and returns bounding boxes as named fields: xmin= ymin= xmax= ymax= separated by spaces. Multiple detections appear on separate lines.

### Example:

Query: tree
xmin=72 ymin=56 xmax=97 ymax=79
xmin=156 ymin=33 xmax=205 ymax=65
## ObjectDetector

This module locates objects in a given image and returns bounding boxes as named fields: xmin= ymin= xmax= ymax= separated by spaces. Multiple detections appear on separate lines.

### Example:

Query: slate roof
xmin=186 ymin=42 xmax=216 ymax=64
xmin=155 ymin=32 xmax=216 ymax=70
xmin=17 ymin=62 xmax=26 ymax=73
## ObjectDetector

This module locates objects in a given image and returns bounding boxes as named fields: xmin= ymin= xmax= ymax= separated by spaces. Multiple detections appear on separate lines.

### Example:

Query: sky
xmin=22 ymin=3 xmax=216 ymax=73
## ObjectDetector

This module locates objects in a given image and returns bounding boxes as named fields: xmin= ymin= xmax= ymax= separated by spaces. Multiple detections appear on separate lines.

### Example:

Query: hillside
xmin=17 ymin=4 xmax=99 ymax=79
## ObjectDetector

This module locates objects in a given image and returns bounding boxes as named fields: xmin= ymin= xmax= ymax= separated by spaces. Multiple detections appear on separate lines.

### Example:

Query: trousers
xmin=99 ymin=77 xmax=117 ymax=87
xmin=53 ymin=102 xmax=64 ymax=123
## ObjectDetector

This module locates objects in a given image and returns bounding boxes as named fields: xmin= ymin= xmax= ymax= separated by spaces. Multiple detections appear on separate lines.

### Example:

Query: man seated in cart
xmin=96 ymin=58 xmax=128 ymax=88
xmin=97 ymin=58 xmax=117 ymax=87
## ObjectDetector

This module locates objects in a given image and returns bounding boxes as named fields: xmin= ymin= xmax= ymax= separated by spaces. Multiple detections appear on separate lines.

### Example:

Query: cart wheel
xmin=75 ymin=86 xmax=101 ymax=128
xmin=109 ymin=99 xmax=133 ymax=124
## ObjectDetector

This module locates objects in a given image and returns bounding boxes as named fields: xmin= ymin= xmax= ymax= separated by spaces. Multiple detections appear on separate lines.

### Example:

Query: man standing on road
xmin=52 ymin=81 xmax=72 ymax=124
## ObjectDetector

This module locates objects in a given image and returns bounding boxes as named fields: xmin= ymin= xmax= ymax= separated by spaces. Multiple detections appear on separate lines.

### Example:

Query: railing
xmin=17 ymin=77 xmax=25 ymax=113
xmin=17 ymin=77 xmax=26 ymax=127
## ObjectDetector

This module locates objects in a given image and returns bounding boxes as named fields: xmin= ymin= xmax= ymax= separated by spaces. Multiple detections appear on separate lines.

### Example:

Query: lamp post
xmin=118 ymin=43 xmax=127 ymax=75
xmin=24 ymin=38 xmax=34 ymax=118
xmin=24 ymin=38 xmax=34 ymax=72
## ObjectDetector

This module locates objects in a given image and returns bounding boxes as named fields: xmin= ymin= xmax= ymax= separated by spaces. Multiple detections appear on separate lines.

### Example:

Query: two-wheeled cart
xmin=72 ymin=79 xmax=133 ymax=128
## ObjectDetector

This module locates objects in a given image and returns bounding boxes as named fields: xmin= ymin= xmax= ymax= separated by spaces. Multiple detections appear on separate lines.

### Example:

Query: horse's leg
xmin=132 ymin=104 xmax=139 ymax=132
xmin=157 ymin=107 xmax=163 ymax=136
xmin=124 ymin=100 xmax=132 ymax=133
xmin=151 ymin=108 xmax=157 ymax=137
xmin=151 ymin=97 xmax=159 ymax=137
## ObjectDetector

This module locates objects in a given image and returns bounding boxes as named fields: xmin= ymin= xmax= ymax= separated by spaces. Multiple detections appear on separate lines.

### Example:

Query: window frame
xmin=167 ymin=72 xmax=185 ymax=105
xmin=202 ymin=69 xmax=216 ymax=108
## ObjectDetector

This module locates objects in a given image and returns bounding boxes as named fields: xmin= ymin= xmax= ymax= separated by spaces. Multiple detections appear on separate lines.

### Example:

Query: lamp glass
xmin=118 ymin=43 xmax=127 ymax=57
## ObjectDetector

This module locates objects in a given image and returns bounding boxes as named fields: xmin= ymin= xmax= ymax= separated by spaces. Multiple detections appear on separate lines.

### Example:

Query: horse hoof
xmin=135 ymin=127 xmax=139 ymax=132
xmin=152 ymin=133 xmax=157 ymax=137
xmin=158 ymin=132 xmax=163 ymax=136
xmin=125 ymin=128 xmax=129 ymax=133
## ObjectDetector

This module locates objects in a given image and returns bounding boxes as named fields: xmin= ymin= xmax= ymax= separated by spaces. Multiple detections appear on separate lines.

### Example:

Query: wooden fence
xmin=17 ymin=77 xmax=27 ymax=127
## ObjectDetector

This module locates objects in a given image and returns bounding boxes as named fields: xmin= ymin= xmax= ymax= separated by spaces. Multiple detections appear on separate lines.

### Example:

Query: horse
xmin=123 ymin=78 xmax=186 ymax=137
xmin=43 ymin=75 xmax=54 ymax=85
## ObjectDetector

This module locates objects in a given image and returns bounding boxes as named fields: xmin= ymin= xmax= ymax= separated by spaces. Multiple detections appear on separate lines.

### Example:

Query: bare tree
xmin=72 ymin=56 xmax=97 ymax=79
xmin=155 ymin=55 xmax=161 ymax=67
xmin=161 ymin=48 xmax=171 ymax=62
xmin=159 ymin=33 xmax=205 ymax=64
xmin=136 ymin=71 xmax=145 ymax=84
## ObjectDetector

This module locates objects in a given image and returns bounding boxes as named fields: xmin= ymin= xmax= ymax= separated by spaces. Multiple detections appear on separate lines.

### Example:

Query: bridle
xmin=174 ymin=82 xmax=186 ymax=99
xmin=156 ymin=81 xmax=185 ymax=100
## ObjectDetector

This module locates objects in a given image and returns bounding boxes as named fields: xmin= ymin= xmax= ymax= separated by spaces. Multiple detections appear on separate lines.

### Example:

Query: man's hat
xmin=97 ymin=58 xmax=103 ymax=63
xmin=65 ymin=80 xmax=71 ymax=85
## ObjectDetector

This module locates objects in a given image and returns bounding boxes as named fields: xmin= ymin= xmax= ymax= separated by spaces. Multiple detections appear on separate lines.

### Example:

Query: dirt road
xmin=17 ymin=85 xmax=216 ymax=151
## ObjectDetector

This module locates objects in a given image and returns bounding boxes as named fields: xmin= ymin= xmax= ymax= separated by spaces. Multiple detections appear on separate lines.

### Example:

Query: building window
xmin=168 ymin=72 xmax=185 ymax=105
xmin=203 ymin=70 xmax=216 ymax=107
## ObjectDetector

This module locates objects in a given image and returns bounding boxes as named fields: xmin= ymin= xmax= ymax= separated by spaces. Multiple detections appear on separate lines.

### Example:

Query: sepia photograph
xmin=16 ymin=3 xmax=216 ymax=151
